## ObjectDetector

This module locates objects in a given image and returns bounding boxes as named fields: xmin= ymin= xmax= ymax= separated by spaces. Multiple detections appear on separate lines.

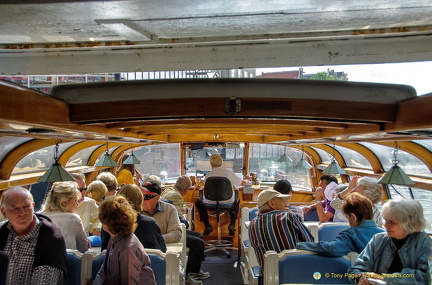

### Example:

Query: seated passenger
xmin=348 ymin=199 xmax=432 ymax=285
xmin=86 ymin=180 xmax=108 ymax=205
xmin=273 ymin=179 xmax=304 ymax=221
xmin=40 ymin=182 xmax=90 ymax=253
xmin=95 ymin=195 xmax=156 ymax=285
xmin=331 ymin=176 xmax=383 ymax=227
xmin=249 ymin=190 xmax=314 ymax=280
xmin=332 ymin=183 xmax=349 ymax=222
xmin=296 ymin=193 xmax=384 ymax=256
xmin=101 ymin=184 xmax=166 ymax=252
xmin=195 ymin=154 xmax=250 ymax=235
xmin=303 ymin=174 xmax=338 ymax=222
xmin=96 ymin=172 xmax=118 ymax=197
xmin=116 ymin=158 xmax=141 ymax=186
xmin=161 ymin=176 xmax=210 ymax=281
xmin=0 ymin=187 xmax=68 ymax=284
xmin=73 ymin=173 xmax=101 ymax=236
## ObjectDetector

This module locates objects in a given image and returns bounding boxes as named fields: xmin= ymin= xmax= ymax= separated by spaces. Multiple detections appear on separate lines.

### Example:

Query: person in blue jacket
xmin=296 ymin=192 xmax=384 ymax=256
xmin=348 ymin=198 xmax=431 ymax=285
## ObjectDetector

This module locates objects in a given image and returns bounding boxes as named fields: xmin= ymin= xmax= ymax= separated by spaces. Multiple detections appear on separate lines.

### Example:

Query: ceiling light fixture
xmin=95 ymin=143 xmax=119 ymax=167
xmin=38 ymin=140 xmax=75 ymax=182
xmin=377 ymin=142 xmax=415 ymax=185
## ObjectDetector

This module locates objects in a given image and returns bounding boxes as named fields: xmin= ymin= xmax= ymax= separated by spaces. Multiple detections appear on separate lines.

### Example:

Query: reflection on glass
xmin=134 ymin=143 xmax=180 ymax=183
xmin=361 ymin=143 xmax=431 ymax=177
xmin=0 ymin=136 xmax=32 ymax=164
xmin=66 ymin=145 xmax=100 ymax=167
xmin=12 ymin=142 xmax=76 ymax=174
xmin=333 ymin=145 xmax=372 ymax=169
xmin=310 ymin=147 xmax=332 ymax=163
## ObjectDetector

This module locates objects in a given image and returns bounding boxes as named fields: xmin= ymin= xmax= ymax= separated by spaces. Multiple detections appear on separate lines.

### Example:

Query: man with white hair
xmin=0 ymin=187 xmax=68 ymax=284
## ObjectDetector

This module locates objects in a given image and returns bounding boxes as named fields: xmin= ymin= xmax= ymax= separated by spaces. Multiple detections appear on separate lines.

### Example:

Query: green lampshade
xmin=277 ymin=154 xmax=293 ymax=163
xmin=377 ymin=164 xmax=415 ymax=185
xmin=95 ymin=153 xmax=119 ymax=167
xmin=294 ymin=158 xmax=313 ymax=169
xmin=123 ymin=153 xmax=141 ymax=164
xmin=38 ymin=162 xmax=75 ymax=182
xmin=322 ymin=160 xmax=346 ymax=175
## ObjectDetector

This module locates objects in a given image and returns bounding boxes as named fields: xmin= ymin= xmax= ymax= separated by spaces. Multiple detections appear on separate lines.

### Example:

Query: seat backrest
xmin=264 ymin=250 xmax=351 ymax=285
xmin=318 ymin=224 xmax=350 ymax=242
xmin=65 ymin=250 xmax=82 ymax=285
xmin=149 ymin=253 xmax=166 ymax=285
xmin=91 ymin=251 xmax=106 ymax=281
xmin=203 ymin=176 xmax=233 ymax=201
xmin=304 ymin=208 xmax=319 ymax=221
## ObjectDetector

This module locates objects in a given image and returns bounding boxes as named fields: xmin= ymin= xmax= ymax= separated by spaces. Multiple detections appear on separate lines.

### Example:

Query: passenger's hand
xmin=303 ymin=206 xmax=311 ymax=214
xmin=340 ymin=176 xmax=360 ymax=199
xmin=358 ymin=274 xmax=371 ymax=285
xmin=91 ymin=229 xmax=101 ymax=236
xmin=314 ymin=186 xmax=324 ymax=200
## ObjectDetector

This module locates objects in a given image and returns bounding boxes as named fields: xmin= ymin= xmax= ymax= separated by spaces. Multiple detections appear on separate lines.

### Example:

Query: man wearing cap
xmin=141 ymin=181 xmax=210 ymax=284
xmin=249 ymin=189 xmax=314 ymax=282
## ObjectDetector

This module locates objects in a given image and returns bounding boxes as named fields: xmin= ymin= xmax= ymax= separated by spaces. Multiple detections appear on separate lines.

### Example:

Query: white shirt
xmin=75 ymin=197 xmax=100 ymax=234
xmin=203 ymin=167 xmax=242 ymax=204
xmin=39 ymin=211 xmax=89 ymax=253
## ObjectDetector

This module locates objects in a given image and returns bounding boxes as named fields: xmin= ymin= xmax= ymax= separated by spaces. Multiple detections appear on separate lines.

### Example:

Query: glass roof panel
xmin=310 ymin=147 xmax=332 ymax=164
xmin=413 ymin=139 xmax=432 ymax=151
xmin=0 ymin=136 xmax=32 ymax=164
xmin=12 ymin=141 xmax=76 ymax=174
xmin=66 ymin=144 xmax=100 ymax=167
xmin=333 ymin=145 xmax=372 ymax=169
xmin=360 ymin=142 xmax=431 ymax=177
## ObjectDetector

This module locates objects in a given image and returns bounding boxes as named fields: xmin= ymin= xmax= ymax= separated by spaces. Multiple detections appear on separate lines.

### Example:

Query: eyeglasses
xmin=79 ymin=187 xmax=87 ymax=191
xmin=144 ymin=195 xmax=158 ymax=200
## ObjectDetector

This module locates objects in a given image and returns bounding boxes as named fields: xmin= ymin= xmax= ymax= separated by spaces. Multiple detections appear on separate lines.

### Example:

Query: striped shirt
xmin=249 ymin=209 xmax=314 ymax=275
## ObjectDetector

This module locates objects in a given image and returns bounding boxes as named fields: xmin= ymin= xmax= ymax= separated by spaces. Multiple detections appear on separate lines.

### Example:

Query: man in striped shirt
xmin=249 ymin=189 xmax=314 ymax=283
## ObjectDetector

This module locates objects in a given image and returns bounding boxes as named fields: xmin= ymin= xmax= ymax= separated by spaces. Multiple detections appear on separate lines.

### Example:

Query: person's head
xmin=210 ymin=154 xmax=223 ymax=168
xmin=382 ymin=199 xmax=426 ymax=239
xmin=140 ymin=181 xmax=161 ymax=213
xmin=273 ymin=180 xmax=292 ymax=194
xmin=117 ymin=184 xmax=143 ymax=212
xmin=342 ymin=192 xmax=374 ymax=227
xmin=1 ymin=187 xmax=35 ymax=235
xmin=96 ymin=172 xmax=118 ymax=192
xmin=86 ymin=180 xmax=108 ymax=203
xmin=257 ymin=189 xmax=291 ymax=212
xmin=319 ymin=174 xmax=338 ymax=187
xmin=72 ymin=172 xmax=86 ymax=203
xmin=355 ymin=177 xmax=383 ymax=205
xmin=175 ymin=175 xmax=192 ymax=195
xmin=142 ymin=175 xmax=161 ymax=187
xmin=41 ymin=181 xmax=81 ymax=213
xmin=98 ymin=195 xmax=137 ymax=237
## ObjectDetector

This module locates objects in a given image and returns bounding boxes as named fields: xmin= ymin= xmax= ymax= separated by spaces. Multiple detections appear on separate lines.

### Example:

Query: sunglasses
xmin=144 ymin=195 xmax=158 ymax=200
xmin=79 ymin=187 xmax=87 ymax=191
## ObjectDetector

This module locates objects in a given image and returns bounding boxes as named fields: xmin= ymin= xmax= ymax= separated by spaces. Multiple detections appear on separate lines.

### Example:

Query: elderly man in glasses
xmin=141 ymin=181 xmax=210 ymax=284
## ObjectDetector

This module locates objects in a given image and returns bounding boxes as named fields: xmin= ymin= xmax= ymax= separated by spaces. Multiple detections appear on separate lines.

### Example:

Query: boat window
xmin=185 ymin=144 xmax=244 ymax=181
xmin=133 ymin=143 xmax=181 ymax=183
xmin=0 ymin=136 xmax=32 ymax=165
xmin=413 ymin=139 xmax=432 ymax=152
xmin=12 ymin=141 xmax=76 ymax=174
xmin=249 ymin=144 xmax=311 ymax=190
xmin=360 ymin=143 xmax=431 ymax=177
xmin=66 ymin=144 xmax=100 ymax=167
xmin=310 ymin=147 xmax=332 ymax=164
xmin=333 ymin=145 xmax=372 ymax=169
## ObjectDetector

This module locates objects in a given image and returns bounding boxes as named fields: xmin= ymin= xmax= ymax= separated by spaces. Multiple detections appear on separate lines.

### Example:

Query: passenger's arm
xmin=74 ymin=215 xmax=90 ymax=253
xmin=315 ymin=201 xmax=334 ymax=223
xmin=162 ymin=206 xmax=182 ymax=244
xmin=121 ymin=245 xmax=156 ymax=285
xmin=296 ymin=231 xmax=355 ymax=257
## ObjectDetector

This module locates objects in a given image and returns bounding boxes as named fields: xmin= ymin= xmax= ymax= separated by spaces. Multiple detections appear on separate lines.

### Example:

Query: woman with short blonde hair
xmin=86 ymin=180 xmax=108 ymax=203
xmin=40 ymin=181 xmax=89 ymax=253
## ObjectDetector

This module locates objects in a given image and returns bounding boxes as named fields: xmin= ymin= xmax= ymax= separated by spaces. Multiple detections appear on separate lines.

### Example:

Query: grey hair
xmin=382 ymin=199 xmax=426 ymax=234
xmin=358 ymin=177 xmax=383 ymax=204
xmin=41 ymin=181 xmax=80 ymax=212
